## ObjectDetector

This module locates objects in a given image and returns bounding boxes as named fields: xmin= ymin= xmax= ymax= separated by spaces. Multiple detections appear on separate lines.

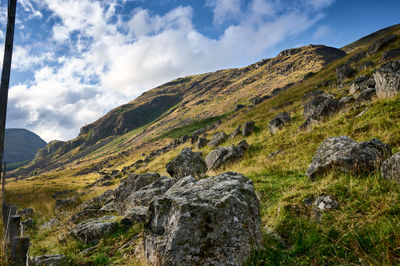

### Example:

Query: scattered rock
xmin=359 ymin=60 xmax=374 ymax=70
xmin=80 ymin=190 xmax=115 ymax=211
xmin=306 ymin=136 xmax=392 ymax=180
xmin=18 ymin=208 xmax=34 ymax=219
xmin=70 ymin=209 xmax=108 ymax=224
xmin=195 ymin=137 xmax=208 ymax=149
xmin=349 ymin=75 xmax=375 ymax=95
xmin=355 ymin=87 xmax=376 ymax=102
xmin=121 ymin=206 xmax=149 ymax=226
xmin=206 ymin=140 xmax=249 ymax=170
xmin=242 ymin=121 xmax=255 ymax=136
xmin=166 ymin=148 xmax=207 ymax=179
xmin=55 ymin=198 xmax=78 ymax=211
xmin=314 ymin=195 xmax=338 ymax=211
xmin=347 ymin=51 xmax=367 ymax=64
xmin=339 ymin=96 xmax=355 ymax=105
xmin=191 ymin=128 xmax=206 ymax=144
xmin=374 ymin=60 xmax=400 ymax=98
xmin=21 ymin=218 xmax=34 ymax=229
xmin=236 ymin=104 xmax=246 ymax=110
xmin=208 ymin=132 xmax=228 ymax=148
xmin=268 ymin=112 xmax=291 ymax=134
xmin=267 ymin=150 xmax=283 ymax=158
xmin=368 ymin=34 xmax=397 ymax=54
xmin=40 ymin=218 xmax=61 ymax=230
xmin=303 ymin=96 xmax=342 ymax=122
xmin=30 ymin=255 xmax=67 ymax=266
xmin=382 ymin=48 xmax=400 ymax=61
xmin=250 ymin=95 xmax=272 ymax=105
xmin=144 ymin=172 xmax=261 ymax=265
xmin=302 ymin=90 xmax=327 ymax=102
xmin=381 ymin=152 xmax=400 ymax=184
xmin=336 ymin=64 xmax=356 ymax=82
xmin=70 ymin=216 xmax=119 ymax=245
xmin=229 ymin=125 xmax=242 ymax=139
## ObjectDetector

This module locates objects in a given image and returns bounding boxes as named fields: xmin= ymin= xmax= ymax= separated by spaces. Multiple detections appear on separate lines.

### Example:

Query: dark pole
xmin=0 ymin=0 xmax=17 ymax=176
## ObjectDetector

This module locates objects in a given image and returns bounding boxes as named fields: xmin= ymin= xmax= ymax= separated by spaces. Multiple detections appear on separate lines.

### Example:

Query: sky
xmin=0 ymin=0 xmax=399 ymax=142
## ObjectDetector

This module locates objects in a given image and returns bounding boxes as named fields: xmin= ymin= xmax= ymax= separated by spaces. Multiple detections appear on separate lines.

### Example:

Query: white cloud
xmin=6 ymin=0 xmax=335 ymax=142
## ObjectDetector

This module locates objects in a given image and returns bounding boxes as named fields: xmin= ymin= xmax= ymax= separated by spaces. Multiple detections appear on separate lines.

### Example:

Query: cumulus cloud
xmin=6 ymin=0 xmax=335 ymax=142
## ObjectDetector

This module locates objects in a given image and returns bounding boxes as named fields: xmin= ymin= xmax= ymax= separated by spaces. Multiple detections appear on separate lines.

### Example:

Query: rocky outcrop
xmin=368 ymin=34 xmax=397 ymax=54
xmin=143 ymin=172 xmax=261 ymax=265
xmin=70 ymin=216 xmax=119 ymax=245
xmin=355 ymin=87 xmax=376 ymax=102
xmin=206 ymin=140 xmax=249 ymax=170
xmin=381 ymin=152 xmax=400 ymax=184
xmin=336 ymin=64 xmax=356 ymax=82
xmin=306 ymin=136 xmax=392 ymax=180
xmin=30 ymin=255 xmax=67 ymax=266
xmin=195 ymin=137 xmax=208 ymax=149
xmin=268 ymin=112 xmax=291 ymax=134
xmin=166 ymin=148 xmax=207 ymax=179
xmin=121 ymin=206 xmax=149 ymax=226
xmin=40 ymin=218 xmax=60 ymax=230
xmin=208 ymin=132 xmax=228 ymax=148
xmin=382 ymin=48 xmax=400 ymax=61
xmin=242 ymin=121 xmax=255 ymax=136
xmin=300 ymin=95 xmax=342 ymax=130
xmin=374 ymin=60 xmax=400 ymax=98
xmin=347 ymin=51 xmax=367 ymax=64
xmin=349 ymin=75 xmax=375 ymax=95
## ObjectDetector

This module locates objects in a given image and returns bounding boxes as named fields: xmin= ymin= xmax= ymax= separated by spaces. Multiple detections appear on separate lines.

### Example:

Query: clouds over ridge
xmin=6 ymin=0 xmax=334 ymax=142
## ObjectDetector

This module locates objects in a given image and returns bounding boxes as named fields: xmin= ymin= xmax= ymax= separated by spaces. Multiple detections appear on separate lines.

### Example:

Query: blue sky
xmin=1 ymin=0 xmax=399 ymax=141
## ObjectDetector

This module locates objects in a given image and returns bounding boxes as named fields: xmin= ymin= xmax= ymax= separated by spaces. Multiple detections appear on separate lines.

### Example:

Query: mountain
xmin=3 ymin=128 xmax=47 ymax=165
xmin=4 ymin=23 xmax=400 ymax=265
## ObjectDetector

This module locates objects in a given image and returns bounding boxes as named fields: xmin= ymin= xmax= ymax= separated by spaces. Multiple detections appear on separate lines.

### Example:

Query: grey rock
xmin=250 ymin=95 xmax=272 ymax=105
xmin=208 ymin=132 xmax=228 ymax=148
xmin=121 ymin=206 xmax=149 ymax=226
xmin=314 ymin=195 xmax=338 ymax=211
xmin=242 ymin=121 xmax=255 ymax=136
xmin=70 ymin=209 xmax=108 ymax=224
xmin=40 ymin=218 xmax=60 ymax=230
xmin=306 ymin=136 xmax=392 ymax=180
xmin=355 ymin=88 xmax=376 ymax=102
xmin=374 ymin=60 xmax=400 ymax=98
xmin=368 ymin=34 xmax=397 ymax=54
xmin=359 ymin=60 xmax=374 ymax=70
xmin=268 ymin=112 xmax=291 ymax=134
xmin=21 ymin=218 xmax=34 ymax=229
xmin=18 ymin=208 xmax=34 ymax=219
xmin=206 ymin=140 xmax=249 ymax=171
xmin=30 ymin=255 xmax=67 ymax=266
xmin=339 ymin=96 xmax=355 ymax=105
xmin=382 ymin=48 xmax=400 ymax=61
xmin=302 ymin=90 xmax=332 ymax=102
xmin=144 ymin=172 xmax=261 ymax=266
xmin=381 ymin=152 xmax=400 ymax=184
xmin=349 ymin=76 xmax=375 ymax=95
xmin=336 ymin=64 xmax=356 ymax=82
xmin=79 ymin=190 xmax=115 ymax=211
xmin=166 ymin=148 xmax=207 ymax=179
xmin=195 ymin=137 xmax=208 ymax=149
xmin=303 ymin=96 xmax=343 ymax=121
xmin=70 ymin=216 xmax=119 ymax=245
xmin=229 ymin=125 xmax=242 ymax=139
xmin=191 ymin=128 xmax=206 ymax=144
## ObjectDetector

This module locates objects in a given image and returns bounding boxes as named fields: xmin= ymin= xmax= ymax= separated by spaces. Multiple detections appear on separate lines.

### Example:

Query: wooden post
xmin=0 ymin=0 xmax=18 ymax=172
xmin=10 ymin=236 xmax=29 ymax=266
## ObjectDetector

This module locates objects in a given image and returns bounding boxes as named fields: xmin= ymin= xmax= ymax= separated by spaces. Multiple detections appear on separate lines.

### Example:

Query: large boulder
xmin=70 ymin=216 xmax=119 ymax=245
xmin=206 ymin=140 xmax=249 ymax=171
xmin=306 ymin=136 xmax=392 ymax=180
xmin=303 ymin=96 xmax=342 ymax=121
xmin=336 ymin=64 xmax=355 ymax=82
xmin=121 ymin=206 xmax=149 ymax=226
xmin=242 ymin=121 xmax=255 ymax=136
xmin=355 ymin=87 xmax=376 ymax=102
xmin=208 ymin=132 xmax=228 ymax=148
xmin=79 ymin=190 xmax=115 ymax=211
xmin=268 ymin=112 xmax=291 ymax=134
xmin=195 ymin=137 xmax=208 ymax=149
xmin=143 ymin=172 xmax=261 ymax=265
xmin=166 ymin=148 xmax=207 ymax=179
xmin=368 ymin=34 xmax=397 ymax=54
xmin=373 ymin=60 xmax=400 ymax=98
xmin=381 ymin=152 xmax=400 ymax=184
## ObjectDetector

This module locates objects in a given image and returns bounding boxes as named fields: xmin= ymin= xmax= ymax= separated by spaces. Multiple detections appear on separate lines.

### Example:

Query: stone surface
xmin=40 ymin=218 xmax=60 ymax=230
xmin=359 ymin=61 xmax=374 ymax=70
xmin=206 ymin=140 xmax=249 ymax=171
xmin=30 ymin=255 xmax=67 ymax=266
xmin=355 ymin=88 xmax=376 ymax=102
xmin=121 ymin=206 xmax=149 ymax=226
xmin=349 ymin=76 xmax=375 ymax=95
xmin=70 ymin=216 xmax=119 ymax=245
xmin=374 ymin=60 xmax=400 ymax=98
xmin=166 ymin=148 xmax=207 ymax=179
xmin=208 ymin=132 xmax=228 ymax=148
xmin=381 ymin=152 xmax=400 ymax=184
xmin=314 ymin=195 xmax=338 ymax=211
xmin=70 ymin=209 xmax=108 ymax=224
xmin=306 ymin=136 xmax=392 ymax=180
xmin=336 ymin=64 xmax=355 ymax=82
xmin=382 ymin=48 xmax=400 ymax=61
xmin=195 ymin=137 xmax=208 ymax=149
xmin=242 ymin=121 xmax=255 ymax=136
xmin=303 ymin=96 xmax=342 ymax=121
xmin=368 ymin=34 xmax=397 ymax=54
xmin=302 ymin=90 xmax=333 ymax=102
xmin=79 ymin=190 xmax=115 ymax=211
xmin=268 ymin=112 xmax=291 ymax=134
xmin=143 ymin=172 xmax=261 ymax=266
xmin=339 ymin=96 xmax=355 ymax=105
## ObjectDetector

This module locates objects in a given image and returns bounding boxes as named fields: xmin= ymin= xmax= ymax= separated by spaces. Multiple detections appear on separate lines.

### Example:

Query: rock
xmin=336 ymin=64 xmax=356 ymax=82
xmin=250 ymin=95 xmax=272 ymax=105
xmin=70 ymin=209 xmax=108 ymax=224
xmin=314 ymin=195 xmax=338 ymax=211
xmin=40 ymin=218 xmax=60 ymax=230
xmin=55 ymin=198 xmax=78 ymax=211
xmin=236 ymin=104 xmax=246 ymax=110
xmin=349 ymin=76 xmax=375 ymax=95
xmin=382 ymin=48 xmax=400 ymax=61
xmin=229 ymin=125 xmax=241 ymax=139
xmin=306 ymin=136 xmax=392 ymax=180
xmin=242 ymin=121 xmax=255 ymax=136
xmin=268 ymin=112 xmax=291 ymax=134
xmin=195 ymin=137 xmax=208 ymax=149
xmin=70 ymin=216 xmax=119 ymax=245
xmin=166 ymin=148 xmax=207 ymax=179
xmin=30 ymin=255 xmax=67 ymax=266
xmin=339 ymin=96 xmax=355 ymax=105
xmin=206 ymin=140 xmax=249 ymax=171
xmin=368 ymin=34 xmax=397 ymax=54
xmin=347 ymin=51 xmax=367 ymax=64
xmin=303 ymin=96 xmax=343 ymax=121
xmin=80 ymin=190 xmax=115 ymax=211
xmin=303 ymin=90 xmax=326 ymax=102
xmin=21 ymin=218 xmax=34 ymax=229
xmin=191 ymin=128 xmax=206 ymax=144
xmin=355 ymin=88 xmax=376 ymax=102
xmin=374 ymin=60 xmax=400 ymax=98
xmin=18 ymin=208 xmax=34 ymax=219
xmin=381 ymin=152 xmax=400 ymax=184
xmin=121 ymin=206 xmax=149 ymax=226
xmin=359 ymin=60 xmax=374 ymax=70
xmin=144 ymin=172 xmax=261 ymax=266
xmin=208 ymin=132 xmax=228 ymax=148
xmin=52 ymin=190 xmax=74 ymax=199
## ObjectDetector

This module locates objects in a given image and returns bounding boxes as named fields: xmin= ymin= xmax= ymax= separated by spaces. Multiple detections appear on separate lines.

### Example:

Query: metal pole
xmin=0 ymin=0 xmax=18 ymax=172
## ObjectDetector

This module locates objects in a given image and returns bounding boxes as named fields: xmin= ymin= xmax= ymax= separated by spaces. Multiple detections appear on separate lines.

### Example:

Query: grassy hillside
xmin=2 ymin=24 xmax=400 ymax=264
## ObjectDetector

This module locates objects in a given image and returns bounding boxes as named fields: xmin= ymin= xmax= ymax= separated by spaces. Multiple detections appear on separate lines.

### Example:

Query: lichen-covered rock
xmin=69 ymin=209 xmax=108 ymax=224
xmin=374 ymin=60 xmax=400 ymax=98
xmin=242 ymin=121 xmax=255 ymax=136
xmin=79 ymin=190 xmax=115 ymax=211
xmin=381 ymin=152 xmax=400 ymax=184
xmin=303 ymin=96 xmax=342 ymax=121
xmin=336 ymin=64 xmax=356 ymax=82
xmin=70 ymin=216 xmax=119 ymax=245
xmin=40 ymin=218 xmax=60 ymax=230
xmin=306 ymin=136 xmax=391 ymax=180
xmin=121 ymin=206 xmax=149 ymax=226
xmin=208 ymin=132 xmax=228 ymax=148
xmin=314 ymin=195 xmax=338 ymax=211
xmin=195 ymin=137 xmax=208 ymax=149
xmin=339 ymin=96 xmax=355 ymax=105
xmin=268 ymin=112 xmax=291 ymax=134
xmin=206 ymin=140 xmax=249 ymax=171
xmin=355 ymin=87 xmax=376 ymax=102
xmin=166 ymin=148 xmax=207 ymax=179
xmin=349 ymin=75 xmax=375 ymax=95
xmin=30 ymin=255 xmax=67 ymax=266
xmin=302 ymin=90 xmax=333 ymax=103
xmin=368 ymin=34 xmax=397 ymax=54
xmin=144 ymin=172 xmax=261 ymax=266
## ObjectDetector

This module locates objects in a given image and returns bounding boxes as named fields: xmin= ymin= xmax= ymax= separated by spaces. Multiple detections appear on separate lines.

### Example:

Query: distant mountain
xmin=4 ymin=128 xmax=47 ymax=165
